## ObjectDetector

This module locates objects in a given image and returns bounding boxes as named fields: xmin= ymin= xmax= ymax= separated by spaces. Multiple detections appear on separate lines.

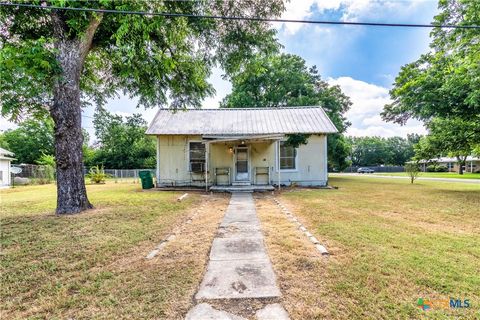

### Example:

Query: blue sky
xmin=0 ymin=0 xmax=440 ymax=140
xmin=278 ymin=0 xmax=436 ymax=87
xmin=206 ymin=0 xmax=439 ymax=138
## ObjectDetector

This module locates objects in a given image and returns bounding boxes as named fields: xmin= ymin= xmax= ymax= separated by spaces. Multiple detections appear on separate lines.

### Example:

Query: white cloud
xmin=328 ymin=76 xmax=426 ymax=137
xmin=279 ymin=0 xmax=432 ymax=36
xmin=362 ymin=114 xmax=385 ymax=126
xmin=0 ymin=117 xmax=17 ymax=132
xmin=347 ymin=123 xmax=426 ymax=138
xmin=280 ymin=0 xmax=344 ymax=34
xmin=328 ymin=76 xmax=390 ymax=116
xmin=340 ymin=0 xmax=424 ymax=22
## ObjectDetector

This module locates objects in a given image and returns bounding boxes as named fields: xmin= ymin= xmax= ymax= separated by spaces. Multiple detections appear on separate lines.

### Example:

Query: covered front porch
xmin=202 ymin=134 xmax=283 ymax=192
xmin=153 ymin=133 xmax=285 ymax=190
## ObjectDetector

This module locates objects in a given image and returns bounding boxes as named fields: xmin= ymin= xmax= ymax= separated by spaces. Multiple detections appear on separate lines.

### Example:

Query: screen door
xmin=235 ymin=147 xmax=249 ymax=181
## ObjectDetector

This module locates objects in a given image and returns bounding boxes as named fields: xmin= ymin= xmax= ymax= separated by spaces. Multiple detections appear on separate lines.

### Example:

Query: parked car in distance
xmin=357 ymin=167 xmax=375 ymax=174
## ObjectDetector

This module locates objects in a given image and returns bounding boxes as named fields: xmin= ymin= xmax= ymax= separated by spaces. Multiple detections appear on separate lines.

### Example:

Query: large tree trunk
xmin=51 ymin=41 xmax=92 ymax=214
xmin=50 ymin=13 xmax=102 ymax=214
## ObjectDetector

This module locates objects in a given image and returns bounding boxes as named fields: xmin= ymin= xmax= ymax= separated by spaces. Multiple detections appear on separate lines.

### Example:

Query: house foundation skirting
xmin=156 ymin=179 xmax=328 ymax=188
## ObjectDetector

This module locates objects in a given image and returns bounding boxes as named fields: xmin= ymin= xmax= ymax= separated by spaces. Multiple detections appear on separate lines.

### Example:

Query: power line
xmin=1 ymin=2 xmax=479 ymax=29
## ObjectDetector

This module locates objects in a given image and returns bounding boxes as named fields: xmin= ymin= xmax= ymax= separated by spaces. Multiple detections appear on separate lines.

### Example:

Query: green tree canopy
xmin=382 ymin=0 xmax=480 ymax=124
xmin=0 ymin=0 xmax=285 ymax=213
xmin=221 ymin=53 xmax=352 ymax=170
xmin=2 ymin=117 xmax=55 ymax=164
xmin=0 ymin=133 xmax=10 ymax=150
xmin=347 ymin=135 xmax=418 ymax=166
xmin=91 ymin=109 xmax=155 ymax=169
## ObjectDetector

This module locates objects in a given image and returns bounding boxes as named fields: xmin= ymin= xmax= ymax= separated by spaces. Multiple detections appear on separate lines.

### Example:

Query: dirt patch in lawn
xmin=255 ymin=196 xmax=332 ymax=319
xmin=1 ymin=191 xmax=230 ymax=319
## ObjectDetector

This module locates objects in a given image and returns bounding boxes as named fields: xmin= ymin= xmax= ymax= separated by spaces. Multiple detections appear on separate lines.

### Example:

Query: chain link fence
xmin=11 ymin=164 xmax=155 ymax=184
xmin=12 ymin=164 xmax=55 ymax=184
xmin=100 ymin=169 xmax=155 ymax=182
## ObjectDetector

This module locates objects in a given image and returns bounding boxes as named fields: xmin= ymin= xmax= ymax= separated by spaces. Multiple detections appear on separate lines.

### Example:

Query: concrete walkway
xmin=186 ymin=193 xmax=288 ymax=319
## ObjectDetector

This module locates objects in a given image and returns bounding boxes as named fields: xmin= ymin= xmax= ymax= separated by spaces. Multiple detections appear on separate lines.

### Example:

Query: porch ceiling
xmin=202 ymin=134 xmax=284 ymax=144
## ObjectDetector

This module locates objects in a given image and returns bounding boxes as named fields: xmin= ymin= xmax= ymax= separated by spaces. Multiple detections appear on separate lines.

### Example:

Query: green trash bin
xmin=139 ymin=170 xmax=154 ymax=189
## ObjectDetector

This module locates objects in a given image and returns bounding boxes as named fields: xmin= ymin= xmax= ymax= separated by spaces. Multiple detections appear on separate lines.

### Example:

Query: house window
xmin=0 ymin=170 xmax=3 ymax=182
xmin=189 ymin=142 xmax=205 ymax=172
xmin=278 ymin=141 xmax=297 ymax=170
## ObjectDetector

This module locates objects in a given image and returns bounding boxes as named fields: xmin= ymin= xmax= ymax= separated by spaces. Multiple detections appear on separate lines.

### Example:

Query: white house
xmin=146 ymin=107 xmax=337 ymax=191
xmin=417 ymin=156 xmax=480 ymax=173
xmin=0 ymin=147 xmax=15 ymax=187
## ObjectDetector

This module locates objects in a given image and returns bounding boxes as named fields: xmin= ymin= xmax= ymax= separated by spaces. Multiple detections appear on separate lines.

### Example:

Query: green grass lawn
xmin=373 ymin=172 xmax=480 ymax=179
xmin=0 ymin=182 xmax=220 ymax=319
xmin=3 ymin=179 xmax=479 ymax=319
xmin=278 ymin=177 xmax=480 ymax=319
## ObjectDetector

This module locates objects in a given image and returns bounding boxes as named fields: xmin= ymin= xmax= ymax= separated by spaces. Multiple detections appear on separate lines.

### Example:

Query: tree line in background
xmin=347 ymin=134 xmax=421 ymax=167
xmin=0 ymin=110 xmax=156 ymax=169
xmin=90 ymin=108 xmax=155 ymax=168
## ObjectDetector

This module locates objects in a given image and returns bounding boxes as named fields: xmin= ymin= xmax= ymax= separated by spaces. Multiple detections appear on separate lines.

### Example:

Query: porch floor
xmin=210 ymin=185 xmax=275 ymax=193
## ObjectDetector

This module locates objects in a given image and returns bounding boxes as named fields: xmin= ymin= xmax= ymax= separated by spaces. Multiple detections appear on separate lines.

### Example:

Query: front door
xmin=235 ymin=146 xmax=249 ymax=181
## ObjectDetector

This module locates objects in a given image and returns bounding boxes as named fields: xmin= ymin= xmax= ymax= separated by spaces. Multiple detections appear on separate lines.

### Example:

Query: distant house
xmin=418 ymin=156 xmax=480 ymax=173
xmin=0 ymin=147 xmax=15 ymax=187
xmin=146 ymin=107 xmax=337 ymax=191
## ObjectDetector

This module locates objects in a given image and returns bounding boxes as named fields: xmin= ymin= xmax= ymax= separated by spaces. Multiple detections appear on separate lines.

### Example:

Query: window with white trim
xmin=0 ymin=170 xmax=3 ymax=182
xmin=279 ymin=141 xmax=297 ymax=170
xmin=189 ymin=142 xmax=206 ymax=172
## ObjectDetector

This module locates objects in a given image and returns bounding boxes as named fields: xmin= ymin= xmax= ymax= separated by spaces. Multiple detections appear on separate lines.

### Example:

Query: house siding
xmin=275 ymin=135 xmax=328 ymax=186
xmin=156 ymin=134 xmax=328 ymax=187
xmin=0 ymin=159 xmax=12 ymax=187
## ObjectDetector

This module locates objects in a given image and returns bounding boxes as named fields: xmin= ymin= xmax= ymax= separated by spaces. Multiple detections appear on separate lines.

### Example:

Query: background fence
xmin=101 ymin=169 xmax=155 ymax=181
xmin=12 ymin=165 xmax=155 ymax=183
xmin=10 ymin=164 xmax=55 ymax=185
xmin=343 ymin=165 xmax=405 ymax=173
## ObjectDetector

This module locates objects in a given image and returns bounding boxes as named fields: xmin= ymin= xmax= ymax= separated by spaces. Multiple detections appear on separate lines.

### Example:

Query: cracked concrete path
xmin=187 ymin=193 xmax=288 ymax=319
xmin=196 ymin=192 xmax=281 ymax=299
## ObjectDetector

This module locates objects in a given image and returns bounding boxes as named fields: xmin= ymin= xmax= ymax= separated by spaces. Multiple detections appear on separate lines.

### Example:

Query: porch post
xmin=205 ymin=142 xmax=209 ymax=192
xmin=156 ymin=136 xmax=160 ymax=186
xmin=324 ymin=134 xmax=328 ymax=184
xmin=277 ymin=140 xmax=281 ymax=190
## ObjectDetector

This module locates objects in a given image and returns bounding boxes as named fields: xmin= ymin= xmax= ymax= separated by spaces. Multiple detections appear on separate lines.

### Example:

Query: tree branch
xmin=79 ymin=13 xmax=104 ymax=64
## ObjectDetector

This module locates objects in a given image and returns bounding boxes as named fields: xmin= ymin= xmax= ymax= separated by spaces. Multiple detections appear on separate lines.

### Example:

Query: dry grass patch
xmin=255 ymin=196 xmax=330 ymax=319
xmin=273 ymin=177 xmax=480 ymax=319
xmin=1 ymin=182 xmax=229 ymax=319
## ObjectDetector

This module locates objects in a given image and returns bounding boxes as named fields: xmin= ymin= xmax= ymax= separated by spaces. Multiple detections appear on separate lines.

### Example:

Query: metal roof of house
xmin=146 ymin=107 xmax=338 ymax=135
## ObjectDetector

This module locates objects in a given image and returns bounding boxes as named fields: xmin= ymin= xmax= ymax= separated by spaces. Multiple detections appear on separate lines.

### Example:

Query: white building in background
xmin=417 ymin=156 xmax=480 ymax=173
xmin=0 ymin=147 xmax=15 ymax=187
